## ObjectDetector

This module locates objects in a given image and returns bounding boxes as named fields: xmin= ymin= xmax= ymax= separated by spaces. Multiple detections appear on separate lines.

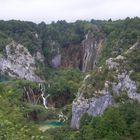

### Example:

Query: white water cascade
xmin=39 ymin=83 xmax=50 ymax=109
xmin=41 ymin=93 xmax=50 ymax=109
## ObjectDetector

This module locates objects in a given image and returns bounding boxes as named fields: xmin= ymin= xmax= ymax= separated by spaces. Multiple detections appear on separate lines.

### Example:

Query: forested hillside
xmin=0 ymin=17 xmax=140 ymax=140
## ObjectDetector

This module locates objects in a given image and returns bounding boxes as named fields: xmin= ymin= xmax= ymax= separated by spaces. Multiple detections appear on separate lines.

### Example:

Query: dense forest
xmin=0 ymin=17 xmax=140 ymax=140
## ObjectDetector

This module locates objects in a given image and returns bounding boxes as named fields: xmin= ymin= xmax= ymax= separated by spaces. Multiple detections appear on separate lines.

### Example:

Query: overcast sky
xmin=0 ymin=0 xmax=140 ymax=23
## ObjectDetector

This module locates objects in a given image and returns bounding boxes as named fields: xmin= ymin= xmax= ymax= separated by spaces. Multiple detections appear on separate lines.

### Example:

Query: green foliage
xmin=0 ymin=31 xmax=11 ymax=53
xmin=0 ymin=20 xmax=39 ymax=54
xmin=0 ymin=81 xmax=53 ymax=140
xmin=99 ymin=17 xmax=140 ymax=65
xmin=0 ymin=17 xmax=140 ymax=140
xmin=81 ymin=67 xmax=116 ymax=98
xmin=43 ymin=47 xmax=50 ymax=56
xmin=47 ymin=102 xmax=140 ymax=140
xmin=0 ymin=17 xmax=140 ymax=67
xmin=80 ymin=114 xmax=94 ymax=127
xmin=42 ymin=20 xmax=85 ymax=47
xmin=26 ymin=101 xmax=140 ymax=140
xmin=77 ymin=102 xmax=140 ymax=140
xmin=125 ymin=47 xmax=140 ymax=93
xmin=0 ymin=73 xmax=11 ymax=82
xmin=46 ymin=69 xmax=84 ymax=106
xmin=113 ymin=91 xmax=129 ymax=103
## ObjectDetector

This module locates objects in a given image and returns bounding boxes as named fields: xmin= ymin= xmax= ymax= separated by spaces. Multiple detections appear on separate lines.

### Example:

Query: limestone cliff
xmin=71 ymin=74 xmax=113 ymax=129
xmin=61 ymin=44 xmax=83 ymax=69
xmin=60 ymin=30 xmax=104 ymax=71
xmin=82 ymin=31 xmax=104 ymax=72
xmin=0 ymin=41 xmax=43 ymax=82
xmin=71 ymin=42 xmax=140 ymax=129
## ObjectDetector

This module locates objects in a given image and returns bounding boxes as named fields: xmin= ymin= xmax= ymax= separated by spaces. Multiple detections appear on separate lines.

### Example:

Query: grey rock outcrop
xmin=112 ymin=72 xmax=140 ymax=102
xmin=44 ymin=30 xmax=104 ymax=71
xmin=106 ymin=43 xmax=140 ymax=102
xmin=106 ymin=44 xmax=140 ymax=102
xmin=35 ymin=51 xmax=44 ymax=63
xmin=106 ymin=55 xmax=125 ymax=70
xmin=71 ymin=94 xmax=113 ymax=129
xmin=87 ymin=95 xmax=113 ymax=116
xmin=71 ymin=42 xmax=140 ymax=129
xmin=71 ymin=97 xmax=89 ymax=129
xmin=71 ymin=74 xmax=114 ymax=129
xmin=82 ymin=31 xmax=104 ymax=72
xmin=0 ymin=41 xmax=42 ymax=82
xmin=51 ymin=54 xmax=61 ymax=68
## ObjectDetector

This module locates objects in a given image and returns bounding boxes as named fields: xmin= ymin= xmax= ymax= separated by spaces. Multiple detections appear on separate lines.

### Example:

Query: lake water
xmin=46 ymin=121 xmax=64 ymax=126
xmin=39 ymin=121 xmax=64 ymax=131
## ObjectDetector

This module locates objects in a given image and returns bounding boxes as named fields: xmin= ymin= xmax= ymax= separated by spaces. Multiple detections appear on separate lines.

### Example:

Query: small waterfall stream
xmin=39 ymin=83 xmax=50 ymax=109
xmin=41 ymin=93 xmax=50 ymax=109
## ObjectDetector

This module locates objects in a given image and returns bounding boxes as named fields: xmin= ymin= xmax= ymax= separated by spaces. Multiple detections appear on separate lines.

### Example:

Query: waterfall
xmin=39 ymin=83 xmax=50 ymax=109
xmin=41 ymin=93 xmax=50 ymax=109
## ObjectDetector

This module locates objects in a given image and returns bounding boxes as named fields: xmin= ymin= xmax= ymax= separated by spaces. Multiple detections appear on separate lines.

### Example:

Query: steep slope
xmin=44 ymin=29 xmax=104 ymax=72
xmin=0 ymin=41 xmax=43 ymax=82
xmin=0 ymin=20 xmax=104 ymax=73
xmin=82 ymin=31 xmax=104 ymax=72
xmin=61 ymin=31 xmax=104 ymax=71
xmin=1 ymin=18 xmax=140 ymax=74
xmin=71 ymin=42 xmax=140 ymax=129
xmin=0 ymin=18 xmax=140 ymax=139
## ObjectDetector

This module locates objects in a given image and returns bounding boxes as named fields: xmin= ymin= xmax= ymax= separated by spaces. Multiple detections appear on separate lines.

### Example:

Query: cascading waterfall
xmin=39 ymin=84 xmax=68 ymax=123
xmin=39 ymin=83 xmax=50 ymax=109
xmin=24 ymin=83 xmax=51 ymax=108
xmin=41 ymin=93 xmax=50 ymax=109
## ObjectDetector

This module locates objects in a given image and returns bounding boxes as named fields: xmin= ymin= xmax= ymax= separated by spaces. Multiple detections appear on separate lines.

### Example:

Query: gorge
xmin=0 ymin=17 xmax=140 ymax=140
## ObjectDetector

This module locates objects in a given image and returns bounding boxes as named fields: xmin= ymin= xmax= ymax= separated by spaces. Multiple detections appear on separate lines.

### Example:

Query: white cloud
xmin=0 ymin=0 xmax=140 ymax=23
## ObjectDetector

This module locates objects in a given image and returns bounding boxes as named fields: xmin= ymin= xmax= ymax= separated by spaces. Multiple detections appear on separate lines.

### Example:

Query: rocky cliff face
xmin=71 ymin=42 xmax=140 ymax=129
xmin=60 ymin=30 xmax=104 ymax=71
xmin=0 ymin=41 xmax=43 ymax=82
xmin=82 ymin=31 xmax=104 ymax=72
xmin=0 ymin=29 xmax=104 ymax=83
xmin=70 ymin=74 xmax=114 ymax=129
xmin=61 ymin=44 xmax=83 ymax=69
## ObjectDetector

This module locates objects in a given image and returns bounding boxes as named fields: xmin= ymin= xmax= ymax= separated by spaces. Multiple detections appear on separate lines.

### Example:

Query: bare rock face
xmin=35 ymin=51 xmax=44 ymax=63
xmin=61 ymin=44 xmax=83 ymax=69
xmin=82 ymin=31 xmax=104 ymax=72
xmin=61 ymin=30 xmax=104 ymax=71
xmin=70 ymin=74 xmax=113 ymax=129
xmin=71 ymin=95 xmax=113 ymax=129
xmin=71 ymin=42 xmax=140 ymax=129
xmin=106 ymin=55 xmax=125 ymax=70
xmin=112 ymin=72 xmax=140 ymax=102
xmin=71 ymin=97 xmax=89 ymax=129
xmin=106 ymin=42 xmax=140 ymax=102
xmin=45 ymin=29 xmax=104 ymax=71
xmin=0 ymin=41 xmax=42 ymax=82
xmin=51 ymin=54 xmax=61 ymax=68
